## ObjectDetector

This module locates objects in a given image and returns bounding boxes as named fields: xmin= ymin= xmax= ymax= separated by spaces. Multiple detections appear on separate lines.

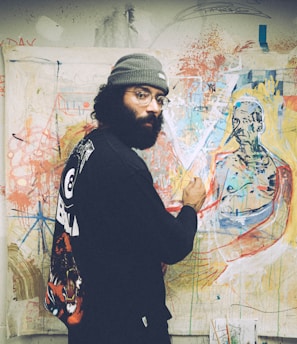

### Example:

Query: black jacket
xmin=53 ymin=128 xmax=197 ymax=342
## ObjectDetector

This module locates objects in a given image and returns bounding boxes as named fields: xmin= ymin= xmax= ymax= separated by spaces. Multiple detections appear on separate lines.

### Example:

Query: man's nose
xmin=146 ymin=97 xmax=161 ymax=114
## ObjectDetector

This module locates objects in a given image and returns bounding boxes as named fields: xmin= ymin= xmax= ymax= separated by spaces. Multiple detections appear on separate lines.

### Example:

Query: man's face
xmin=115 ymin=85 xmax=165 ymax=150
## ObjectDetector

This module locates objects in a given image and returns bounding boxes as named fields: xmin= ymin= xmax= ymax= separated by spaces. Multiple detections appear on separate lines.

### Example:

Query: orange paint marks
xmin=29 ymin=159 xmax=55 ymax=191
xmin=7 ymin=190 xmax=32 ymax=212
xmin=270 ymin=38 xmax=297 ymax=54
xmin=283 ymin=96 xmax=297 ymax=112
xmin=25 ymin=117 xmax=33 ymax=142
xmin=178 ymin=28 xmax=228 ymax=83
xmin=257 ymin=185 xmax=268 ymax=191
xmin=178 ymin=28 xmax=255 ymax=88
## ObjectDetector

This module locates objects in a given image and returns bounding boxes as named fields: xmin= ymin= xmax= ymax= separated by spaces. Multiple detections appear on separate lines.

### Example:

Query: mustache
xmin=136 ymin=113 xmax=164 ymax=127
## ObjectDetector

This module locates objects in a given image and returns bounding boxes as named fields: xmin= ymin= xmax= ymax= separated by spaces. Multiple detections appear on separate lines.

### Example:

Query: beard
xmin=109 ymin=103 xmax=163 ymax=150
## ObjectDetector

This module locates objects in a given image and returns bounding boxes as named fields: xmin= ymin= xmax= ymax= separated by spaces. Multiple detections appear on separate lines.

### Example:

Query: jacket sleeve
xmin=111 ymin=166 xmax=198 ymax=265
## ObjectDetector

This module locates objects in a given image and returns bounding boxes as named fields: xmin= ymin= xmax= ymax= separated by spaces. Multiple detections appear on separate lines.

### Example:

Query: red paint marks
xmin=0 ymin=185 xmax=5 ymax=197
xmin=0 ymin=37 xmax=36 ymax=47
xmin=233 ymin=40 xmax=255 ymax=54
xmin=177 ymin=28 xmax=227 ymax=82
xmin=178 ymin=28 xmax=254 ymax=84
xmin=7 ymin=116 xmax=96 ymax=217
xmin=0 ymin=75 xmax=5 ymax=97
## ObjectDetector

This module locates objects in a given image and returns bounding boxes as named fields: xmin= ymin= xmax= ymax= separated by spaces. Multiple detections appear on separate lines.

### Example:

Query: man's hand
xmin=182 ymin=177 xmax=206 ymax=212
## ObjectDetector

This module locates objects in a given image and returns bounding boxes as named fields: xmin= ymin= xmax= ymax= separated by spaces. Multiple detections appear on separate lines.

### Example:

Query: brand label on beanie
xmin=158 ymin=72 xmax=166 ymax=80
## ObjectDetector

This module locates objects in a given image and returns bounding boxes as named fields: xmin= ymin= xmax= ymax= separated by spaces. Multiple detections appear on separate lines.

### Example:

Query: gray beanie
xmin=107 ymin=53 xmax=169 ymax=95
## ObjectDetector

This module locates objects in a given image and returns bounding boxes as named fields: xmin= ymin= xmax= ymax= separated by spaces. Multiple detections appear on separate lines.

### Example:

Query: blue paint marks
xmin=259 ymin=24 xmax=269 ymax=52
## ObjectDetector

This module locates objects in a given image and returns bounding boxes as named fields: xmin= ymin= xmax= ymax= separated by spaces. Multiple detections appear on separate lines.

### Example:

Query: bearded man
xmin=45 ymin=53 xmax=206 ymax=344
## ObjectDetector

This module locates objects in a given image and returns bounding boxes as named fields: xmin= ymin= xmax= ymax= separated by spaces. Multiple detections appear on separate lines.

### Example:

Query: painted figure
xmin=201 ymin=96 xmax=292 ymax=278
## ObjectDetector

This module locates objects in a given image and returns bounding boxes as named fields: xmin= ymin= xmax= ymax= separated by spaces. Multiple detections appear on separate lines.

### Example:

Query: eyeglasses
xmin=125 ymin=90 xmax=170 ymax=109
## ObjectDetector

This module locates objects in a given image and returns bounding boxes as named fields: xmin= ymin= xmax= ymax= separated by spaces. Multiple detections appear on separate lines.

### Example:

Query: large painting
xmin=3 ymin=45 xmax=297 ymax=338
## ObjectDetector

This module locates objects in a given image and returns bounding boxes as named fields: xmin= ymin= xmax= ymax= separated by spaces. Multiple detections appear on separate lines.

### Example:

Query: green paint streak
xmin=231 ymin=336 xmax=239 ymax=344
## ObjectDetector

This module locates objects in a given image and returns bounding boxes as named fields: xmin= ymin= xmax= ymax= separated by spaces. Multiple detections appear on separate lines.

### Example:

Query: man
xmin=45 ymin=53 xmax=206 ymax=344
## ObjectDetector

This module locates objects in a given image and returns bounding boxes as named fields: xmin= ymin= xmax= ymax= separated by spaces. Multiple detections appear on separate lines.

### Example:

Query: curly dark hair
xmin=91 ymin=84 xmax=126 ymax=126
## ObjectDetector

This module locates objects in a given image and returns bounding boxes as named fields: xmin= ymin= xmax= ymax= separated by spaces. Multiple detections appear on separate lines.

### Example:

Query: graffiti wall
xmin=3 ymin=41 xmax=297 ymax=338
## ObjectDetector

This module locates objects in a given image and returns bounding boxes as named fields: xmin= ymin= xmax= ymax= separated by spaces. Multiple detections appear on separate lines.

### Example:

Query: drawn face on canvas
xmin=232 ymin=101 xmax=264 ymax=144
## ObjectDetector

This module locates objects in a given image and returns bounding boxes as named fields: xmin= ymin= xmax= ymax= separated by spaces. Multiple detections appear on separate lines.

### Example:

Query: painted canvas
xmin=209 ymin=318 xmax=257 ymax=344
xmin=3 ymin=44 xmax=297 ymax=338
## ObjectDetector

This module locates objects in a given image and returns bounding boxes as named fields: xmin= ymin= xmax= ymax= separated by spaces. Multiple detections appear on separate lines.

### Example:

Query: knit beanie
xmin=107 ymin=53 xmax=169 ymax=95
